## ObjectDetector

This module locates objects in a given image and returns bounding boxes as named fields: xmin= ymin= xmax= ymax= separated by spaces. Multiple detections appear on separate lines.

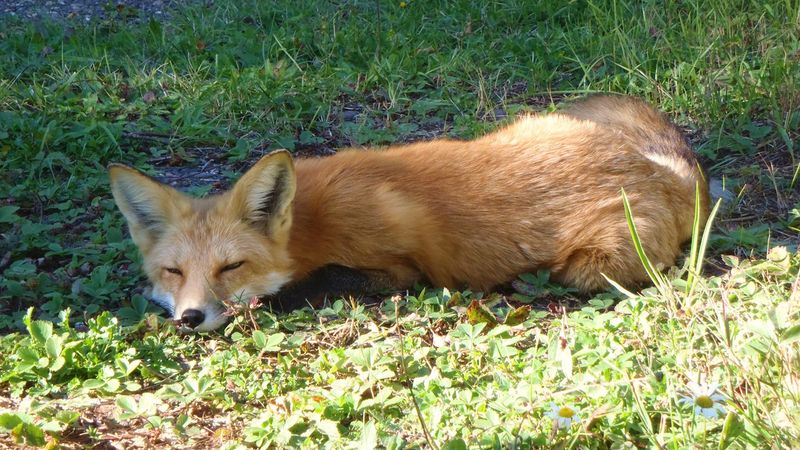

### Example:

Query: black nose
xmin=181 ymin=309 xmax=205 ymax=328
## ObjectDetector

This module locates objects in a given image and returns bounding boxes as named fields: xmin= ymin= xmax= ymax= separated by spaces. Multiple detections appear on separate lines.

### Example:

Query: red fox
xmin=110 ymin=95 xmax=709 ymax=331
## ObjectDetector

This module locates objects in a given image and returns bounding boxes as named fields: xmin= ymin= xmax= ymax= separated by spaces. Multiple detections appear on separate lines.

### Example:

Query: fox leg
xmin=551 ymin=238 xmax=675 ymax=293
xmin=268 ymin=264 xmax=420 ymax=311
xmin=550 ymin=247 xmax=636 ymax=292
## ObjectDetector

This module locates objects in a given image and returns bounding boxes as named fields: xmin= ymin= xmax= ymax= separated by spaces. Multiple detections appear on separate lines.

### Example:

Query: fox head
xmin=109 ymin=151 xmax=297 ymax=331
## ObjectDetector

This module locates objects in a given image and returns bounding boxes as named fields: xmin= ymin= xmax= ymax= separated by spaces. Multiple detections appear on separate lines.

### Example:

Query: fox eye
xmin=165 ymin=267 xmax=183 ymax=276
xmin=221 ymin=261 xmax=244 ymax=273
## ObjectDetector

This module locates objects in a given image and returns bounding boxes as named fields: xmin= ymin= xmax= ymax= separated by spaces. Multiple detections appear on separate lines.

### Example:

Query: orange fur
xmin=110 ymin=95 xmax=709 ymax=331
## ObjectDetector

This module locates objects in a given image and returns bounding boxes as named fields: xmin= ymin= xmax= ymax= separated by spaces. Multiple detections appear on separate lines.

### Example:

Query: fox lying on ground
xmin=110 ymin=95 xmax=709 ymax=331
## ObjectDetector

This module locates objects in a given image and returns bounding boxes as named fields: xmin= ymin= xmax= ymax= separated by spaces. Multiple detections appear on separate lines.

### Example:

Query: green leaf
xmin=14 ymin=422 xmax=45 ymax=446
xmin=519 ymin=271 xmax=548 ymax=285
xmin=780 ymin=325 xmax=800 ymax=344
xmin=50 ymin=356 xmax=66 ymax=372
xmin=442 ymin=438 xmax=468 ymax=450
xmin=16 ymin=347 xmax=38 ymax=371
xmin=40 ymin=419 xmax=65 ymax=433
xmin=106 ymin=226 xmax=123 ymax=243
xmin=55 ymin=410 xmax=80 ymax=426
xmin=28 ymin=320 xmax=53 ymax=346
xmin=116 ymin=396 xmax=138 ymax=414
xmin=0 ymin=413 xmax=24 ymax=431
xmin=489 ymin=339 xmax=520 ymax=359
xmin=316 ymin=419 xmax=341 ymax=440
xmin=718 ymin=410 xmax=742 ymax=450
xmin=264 ymin=332 xmax=285 ymax=351
xmin=252 ymin=330 xmax=267 ymax=349
xmin=0 ymin=205 xmax=20 ymax=223
xmin=253 ymin=331 xmax=285 ymax=352
xmin=45 ymin=335 xmax=62 ymax=359
xmin=132 ymin=294 xmax=148 ymax=315
xmin=358 ymin=420 xmax=378 ymax=450
xmin=147 ymin=416 xmax=163 ymax=428
xmin=82 ymin=378 xmax=106 ymax=390
xmin=105 ymin=379 xmax=121 ymax=392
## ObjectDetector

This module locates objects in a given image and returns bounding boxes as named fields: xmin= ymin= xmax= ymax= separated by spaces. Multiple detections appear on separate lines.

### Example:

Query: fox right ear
xmin=108 ymin=164 xmax=188 ymax=247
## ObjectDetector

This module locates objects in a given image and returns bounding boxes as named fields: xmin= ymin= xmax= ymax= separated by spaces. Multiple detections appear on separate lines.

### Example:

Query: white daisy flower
xmin=545 ymin=402 xmax=581 ymax=428
xmin=679 ymin=381 xmax=726 ymax=419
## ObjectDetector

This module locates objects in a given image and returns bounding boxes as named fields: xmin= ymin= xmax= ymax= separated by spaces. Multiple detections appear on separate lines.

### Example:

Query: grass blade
xmin=686 ymin=198 xmax=722 ymax=301
xmin=685 ymin=182 xmax=703 ymax=295
xmin=620 ymin=188 xmax=669 ymax=293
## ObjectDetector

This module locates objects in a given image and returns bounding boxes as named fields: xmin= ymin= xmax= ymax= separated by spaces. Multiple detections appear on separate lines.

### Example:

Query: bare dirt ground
xmin=0 ymin=0 xmax=192 ymax=22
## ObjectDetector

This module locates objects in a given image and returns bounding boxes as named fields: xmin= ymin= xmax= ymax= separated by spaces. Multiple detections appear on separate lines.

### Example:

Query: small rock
xmin=709 ymin=178 xmax=735 ymax=204
xmin=71 ymin=278 xmax=82 ymax=295
xmin=79 ymin=262 xmax=92 ymax=275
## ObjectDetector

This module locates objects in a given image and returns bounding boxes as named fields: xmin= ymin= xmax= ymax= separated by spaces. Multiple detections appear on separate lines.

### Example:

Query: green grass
xmin=1 ymin=0 xmax=799 ymax=448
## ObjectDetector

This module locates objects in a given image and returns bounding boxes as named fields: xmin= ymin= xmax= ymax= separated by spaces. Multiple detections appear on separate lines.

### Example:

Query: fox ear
xmin=229 ymin=150 xmax=297 ymax=236
xmin=108 ymin=164 xmax=188 ymax=247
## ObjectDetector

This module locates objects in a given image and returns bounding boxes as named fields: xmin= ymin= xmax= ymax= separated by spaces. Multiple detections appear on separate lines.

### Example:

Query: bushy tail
xmin=562 ymin=95 xmax=707 ymax=192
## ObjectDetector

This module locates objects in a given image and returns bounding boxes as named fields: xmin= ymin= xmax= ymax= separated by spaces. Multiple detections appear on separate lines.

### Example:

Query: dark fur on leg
xmin=267 ymin=264 xmax=395 ymax=312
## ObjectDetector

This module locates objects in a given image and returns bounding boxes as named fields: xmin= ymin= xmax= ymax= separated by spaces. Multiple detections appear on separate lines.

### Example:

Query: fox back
xmin=110 ymin=95 xmax=709 ymax=331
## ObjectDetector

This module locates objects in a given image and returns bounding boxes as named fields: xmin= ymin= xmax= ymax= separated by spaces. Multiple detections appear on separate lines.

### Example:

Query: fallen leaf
xmin=503 ymin=305 xmax=531 ymax=326
xmin=466 ymin=300 xmax=497 ymax=328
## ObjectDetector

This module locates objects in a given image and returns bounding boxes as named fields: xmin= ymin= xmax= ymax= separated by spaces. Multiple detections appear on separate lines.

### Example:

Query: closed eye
xmin=165 ymin=267 xmax=183 ymax=276
xmin=221 ymin=261 xmax=244 ymax=273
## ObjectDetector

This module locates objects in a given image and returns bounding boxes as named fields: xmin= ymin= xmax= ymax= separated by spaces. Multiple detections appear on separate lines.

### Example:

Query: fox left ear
xmin=230 ymin=150 xmax=297 ymax=236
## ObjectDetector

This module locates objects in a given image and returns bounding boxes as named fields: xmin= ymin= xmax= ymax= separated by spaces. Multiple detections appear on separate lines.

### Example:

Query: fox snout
xmin=173 ymin=302 xmax=228 ymax=332
xmin=180 ymin=309 xmax=205 ymax=328
xmin=175 ymin=306 xmax=228 ymax=332
xmin=149 ymin=285 xmax=229 ymax=331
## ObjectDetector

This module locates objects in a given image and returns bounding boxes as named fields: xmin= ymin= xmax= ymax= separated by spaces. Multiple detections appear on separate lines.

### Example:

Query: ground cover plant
xmin=1 ymin=0 xmax=799 ymax=448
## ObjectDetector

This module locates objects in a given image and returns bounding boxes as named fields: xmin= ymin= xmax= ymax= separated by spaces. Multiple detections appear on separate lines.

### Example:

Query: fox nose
xmin=181 ymin=309 xmax=205 ymax=328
